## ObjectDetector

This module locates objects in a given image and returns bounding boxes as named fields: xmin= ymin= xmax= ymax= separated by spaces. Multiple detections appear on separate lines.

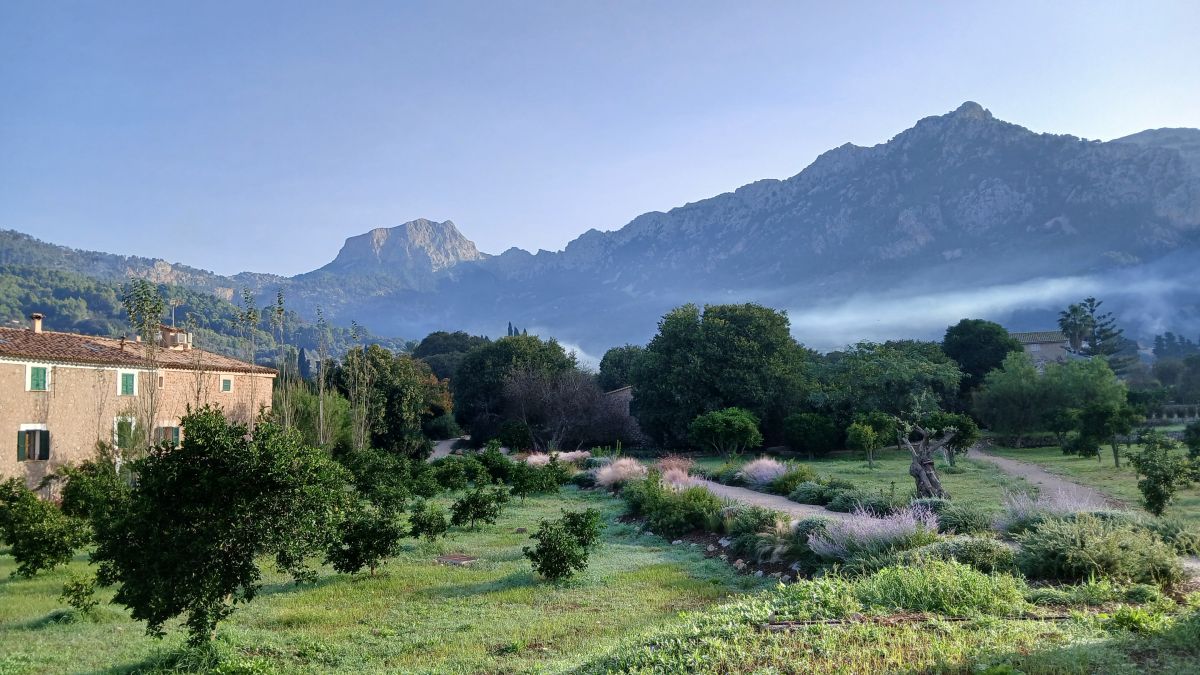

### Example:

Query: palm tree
xmin=1058 ymin=303 xmax=1091 ymax=352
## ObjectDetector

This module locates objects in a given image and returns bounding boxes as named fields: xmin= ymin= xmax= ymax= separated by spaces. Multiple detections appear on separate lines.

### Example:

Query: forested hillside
xmin=0 ymin=264 xmax=410 ymax=362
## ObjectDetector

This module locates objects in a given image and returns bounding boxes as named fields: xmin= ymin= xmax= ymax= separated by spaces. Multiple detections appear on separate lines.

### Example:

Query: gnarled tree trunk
xmin=899 ymin=424 xmax=955 ymax=499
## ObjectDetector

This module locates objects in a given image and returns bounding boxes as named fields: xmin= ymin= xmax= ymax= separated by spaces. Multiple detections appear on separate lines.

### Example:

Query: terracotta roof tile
xmin=0 ymin=327 xmax=275 ymax=374
xmin=1010 ymin=330 xmax=1068 ymax=344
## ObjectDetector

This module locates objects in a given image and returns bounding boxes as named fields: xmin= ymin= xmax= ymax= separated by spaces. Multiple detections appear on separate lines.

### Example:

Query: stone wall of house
xmin=0 ymin=359 xmax=274 ymax=487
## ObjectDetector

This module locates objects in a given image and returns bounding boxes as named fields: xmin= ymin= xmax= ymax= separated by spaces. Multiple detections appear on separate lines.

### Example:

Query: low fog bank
xmin=784 ymin=253 xmax=1200 ymax=352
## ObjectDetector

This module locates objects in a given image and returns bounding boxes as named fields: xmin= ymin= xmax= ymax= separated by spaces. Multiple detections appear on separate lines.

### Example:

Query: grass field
xmin=0 ymin=487 xmax=767 ymax=674
xmin=687 ymin=448 xmax=1031 ymax=513
xmin=986 ymin=445 xmax=1200 ymax=524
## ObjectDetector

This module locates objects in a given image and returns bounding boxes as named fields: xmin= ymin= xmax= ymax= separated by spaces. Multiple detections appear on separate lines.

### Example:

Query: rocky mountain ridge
xmin=4 ymin=102 xmax=1199 ymax=352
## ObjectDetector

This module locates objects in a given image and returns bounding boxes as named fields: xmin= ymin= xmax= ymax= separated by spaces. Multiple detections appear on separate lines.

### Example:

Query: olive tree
xmin=90 ymin=406 xmax=352 ymax=645
xmin=897 ymin=412 xmax=979 ymax=499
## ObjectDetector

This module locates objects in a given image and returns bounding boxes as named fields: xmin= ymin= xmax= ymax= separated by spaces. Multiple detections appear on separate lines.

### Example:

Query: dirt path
xmin=429 ymin=438 xmax=462 ymax=461
xmin=971 ymin=448 xmax=1120 ymax=507
xmin=972 ymin=447 xmax=1200 ymax=575
xmin=694 ymin=479 xmax=852 ymax=521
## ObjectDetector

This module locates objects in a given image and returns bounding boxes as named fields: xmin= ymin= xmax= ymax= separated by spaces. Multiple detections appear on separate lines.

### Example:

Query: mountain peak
xmin=314 ymin=218 xmax=484 ymax=286
xmin=951 ymin=101 xmax=992 ymax=120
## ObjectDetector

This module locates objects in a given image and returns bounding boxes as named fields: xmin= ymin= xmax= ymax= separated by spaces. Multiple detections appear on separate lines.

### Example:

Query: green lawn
xmin=986 ymin=445 xmax=1200 ymax=524
xmin=684 ymin=448 xmax=1031 ymax=513
xmin=0 ymin=488 xmax=767 ymax=674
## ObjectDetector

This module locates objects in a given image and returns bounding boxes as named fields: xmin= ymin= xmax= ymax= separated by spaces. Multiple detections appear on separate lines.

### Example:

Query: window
xmin=115 ymin=417 xmax=135 ymax=451
xmin=26 ymin=364 xmax=50 ymax=391
xmin=17 ymin=426 xmax=50 ymax=461
xmin=119 ymin=371 xmax=137 ymax=396
xmin=221 ymin=377 xmax=232 ymax=393
xmin=154 ymin=426 xmax=181 ymax=447
xmin=1029 ymin=343 xmax=1041 ymax=352
xmin=158 ymin=375 xmax=165 ymax=389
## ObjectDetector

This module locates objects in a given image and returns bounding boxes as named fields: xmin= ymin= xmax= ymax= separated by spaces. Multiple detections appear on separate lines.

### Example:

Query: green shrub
xmin=1143 ymin=517 xmax=1200 ymax=556
xmin=767 ymin=465 xmax=818 ymax=496
xmin=1104 ymin=605 xmax=1172 ymax=634
xmin=60 ymin=573 xmax=99 ymax=615
xmin=1128 ymin=432 xmax=1194 ymax=516
xmin=570 ymin=470 xmax=598 ymax=489
xmin=825 ymin=489 xmax=868 ymax=513
xmin=787 ymin=481 xmax=826 ymax=505
xmin=621 ymin=474 xmax=724 ymax=537
xmin=854 ymin=560 xmax=1027 ymax=616
xmin=477 ymin=445 xmax=516 ymax=483
xmin=1016 ymin=515 xmax=1184 ymax=587
xmin=431 ymin=455 xmax=490 ymax=490
xmin=649 ymin=487 xmax=725 ymax=537
xmin=53 ymin=452 xmax=128 ymax=522
xmin=709 ymin=461 xmax=745 ymax=486
xmin=1124 ymin=583 xmax=1163 ymax=604
xmin=450 ymin=487 xmax=510 ymax=529
xmin=561 ymin=508 xmax=604 ymax=550
xmin=0 ymin=478 xmax=88 ymax=578
xmin=325 ymin=502 xmax=406 ymax=575
xmin=407 ymin=500 xmax=449 ymax=541
xmin=524 ymin=508 xmax=604 ymax=581
xmin=771 ymin=576 xmax=861 ymax=622
xmin=896 ymin=537 xmax=1016 ymax=574
xmin=938 ymin=503 xmax=993 ymax=535
xmin=909 ymin=497 xmax=951 ymax=514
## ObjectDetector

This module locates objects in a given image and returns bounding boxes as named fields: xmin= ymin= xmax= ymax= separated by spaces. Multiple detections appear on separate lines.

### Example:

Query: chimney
xmin=30 ymin=313 xmax=43 ymax=334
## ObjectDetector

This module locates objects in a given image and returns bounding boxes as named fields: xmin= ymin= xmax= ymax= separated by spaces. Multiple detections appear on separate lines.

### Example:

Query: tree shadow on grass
xmin=12 ymin=609 xmax=77 ymax=630
xmin=421 ymin=570 xmax=539 ymax=599
xmin=255 ymin=572 xmax=346 ymax=599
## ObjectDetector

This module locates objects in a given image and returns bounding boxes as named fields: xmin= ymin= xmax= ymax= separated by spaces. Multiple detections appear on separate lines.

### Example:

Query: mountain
xmin=1114 ymin=128 xmax=1200 ymax=175
xmin=301 ymin=219 xmax=484 ymax=290
xmin=3 ymin=102 xmax=1199 ymax=355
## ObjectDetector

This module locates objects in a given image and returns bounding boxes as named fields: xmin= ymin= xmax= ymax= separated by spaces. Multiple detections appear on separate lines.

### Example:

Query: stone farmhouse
xmin=1 ymin=313 xmax=275 ymax=487
xmin=1010 ymin=330 xmax=1072 ymax=367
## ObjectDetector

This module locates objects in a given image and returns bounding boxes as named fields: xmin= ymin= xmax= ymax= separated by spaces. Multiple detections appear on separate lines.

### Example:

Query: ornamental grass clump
xmin=739 ymin=457 xmax=787 ymax=487
xmin=768 ymin=464 xmax=819 ymax=496
xmin=657 ymin=454 xmax=695 ymax=474
xmin=595 ymin=457 xmax=648 ymax=490
xmin=995 ymin=489 xmax=1109 ymax=533
xmin=661 ymin=467 xmax=696 ymax=489
xmin=807 ymin=505 xmax=940 ymax=566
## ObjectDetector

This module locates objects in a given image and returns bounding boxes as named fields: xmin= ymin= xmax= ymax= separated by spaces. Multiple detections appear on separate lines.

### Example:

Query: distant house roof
xmin=0 ymin=327 xmax=275 ymax=375
xmin=1010 ymin=330 xmax=1068 ymax=345
xmin=604 ymin=385 xmax=632 ymax=396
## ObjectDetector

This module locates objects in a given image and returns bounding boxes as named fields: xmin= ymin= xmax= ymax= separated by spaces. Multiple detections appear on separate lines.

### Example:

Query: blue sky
xmin=2 ymin=1 xmax=1197 ymax=276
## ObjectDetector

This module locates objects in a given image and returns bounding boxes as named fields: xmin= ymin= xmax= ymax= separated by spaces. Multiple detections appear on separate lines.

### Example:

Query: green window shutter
xmin=117 ymin=419 xmax=133 ymax=449
xmin=221 ymin=378 xmax=232 ymax=392
xmin=30 ymin=367 xmax=47 ymax=391
xmin=17 ymin=431 xmax=26 ymax=461
xmin=172 ymin=427 xmax=181 ymax=446
xmin=121 ymin=373 xmax=135 ymax=395
xmin=38 ymin=430 xmax=50 ymax=460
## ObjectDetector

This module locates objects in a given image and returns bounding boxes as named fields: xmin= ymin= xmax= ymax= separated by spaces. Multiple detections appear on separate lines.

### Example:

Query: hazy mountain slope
xmin=3 ymin=103 xmax=1198 ymax=353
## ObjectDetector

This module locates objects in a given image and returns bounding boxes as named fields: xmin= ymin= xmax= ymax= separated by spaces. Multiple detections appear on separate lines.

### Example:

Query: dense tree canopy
xmin=413 ymin=331 xmax=491 ymax=380
xmin=330 ymin=345 xmax=452 ymax=457
xmin=630 ymin=303 xmax=813 ymax=445
xmin=941 ymin=319 xmax=1022 ymax=394
xmin=813 ymin=341 xmax=962 ymax=425
xmin=597 ymin=344 xmax=644 ymax=392
xmin=452 ymin=335 xmax=577 ymax=427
